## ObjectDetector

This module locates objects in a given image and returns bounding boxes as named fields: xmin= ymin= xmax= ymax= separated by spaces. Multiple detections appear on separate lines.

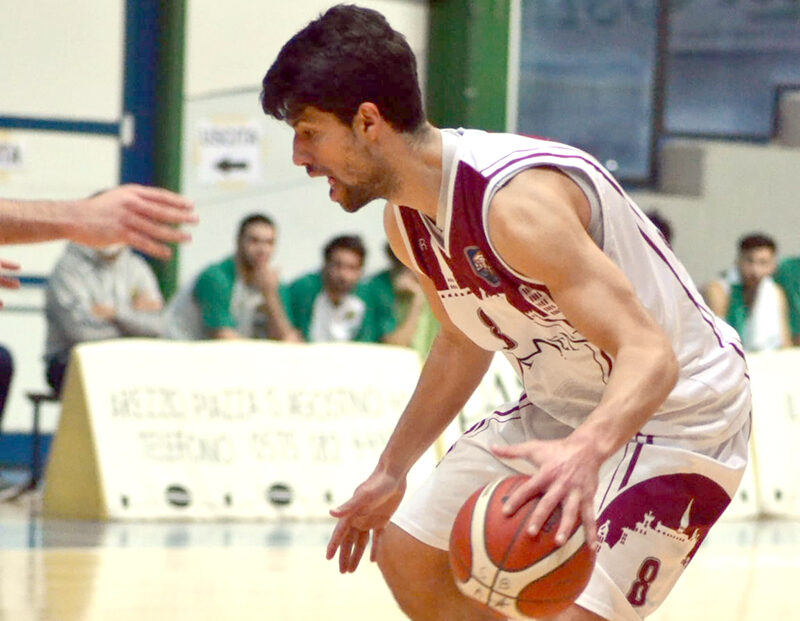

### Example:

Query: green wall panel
xmin=427 ymin=0 xmax=510 ymax=131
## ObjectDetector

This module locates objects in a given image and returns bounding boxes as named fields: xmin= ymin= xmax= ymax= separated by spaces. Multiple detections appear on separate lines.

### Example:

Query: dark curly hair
xmin=261 ymin=4 xmax=425 ymax=132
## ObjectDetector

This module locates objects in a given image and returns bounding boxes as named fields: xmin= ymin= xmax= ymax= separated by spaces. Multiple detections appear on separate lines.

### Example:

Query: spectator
xmin=704 ymin=233 xmax=791 ymax=351
xmin=163 ymin=214 xmax=299 ymax=341
xmin=44 ymin=243 xmax=164 ymax=395
xmin=361 ymin=242 xmax=438 ymax=355
xmin=287 ymin=235 xmax=371 ymax=342
xmin=775 ymin=255 xmax=800 ymax=346
xmin=0 ymin=183 xmax=194 ymax=495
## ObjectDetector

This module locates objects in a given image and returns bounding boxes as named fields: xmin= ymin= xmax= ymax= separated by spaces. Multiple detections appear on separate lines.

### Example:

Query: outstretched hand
xmin=73 ymin=184 xmax=197 ymax=260
xmin=326 ymin=468 xmax=406 ymax=574
xmin=491 ymin=432 xmax=602 ymax=549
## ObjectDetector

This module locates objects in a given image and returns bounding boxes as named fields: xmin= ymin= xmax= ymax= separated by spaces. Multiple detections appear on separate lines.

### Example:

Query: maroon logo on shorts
xmin=596 ymin=473 xmax=731 ymax=566
xmin=593 ymin=473 xmax=732 ymax=609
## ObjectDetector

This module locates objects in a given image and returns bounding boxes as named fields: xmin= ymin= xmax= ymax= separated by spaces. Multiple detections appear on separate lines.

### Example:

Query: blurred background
xmin=0 ymin=1 xmax=799 ymax=619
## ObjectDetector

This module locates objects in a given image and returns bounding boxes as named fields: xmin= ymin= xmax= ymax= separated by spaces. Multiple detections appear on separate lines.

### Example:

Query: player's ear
xmin=354 ymin=102 xmax=382 ymax=138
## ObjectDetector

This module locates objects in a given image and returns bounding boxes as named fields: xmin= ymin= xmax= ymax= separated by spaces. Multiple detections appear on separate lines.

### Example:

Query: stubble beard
xmin=336 ymin=155 xmax=398 ymax=214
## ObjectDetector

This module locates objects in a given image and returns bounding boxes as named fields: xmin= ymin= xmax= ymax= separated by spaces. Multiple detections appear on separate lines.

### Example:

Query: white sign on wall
xmin=196 ymin=119 xmax=263 ymax=185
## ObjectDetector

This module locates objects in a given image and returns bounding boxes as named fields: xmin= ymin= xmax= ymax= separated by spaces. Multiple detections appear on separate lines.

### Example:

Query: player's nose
xmin=292 ymin=138 xmax=311 ymax=168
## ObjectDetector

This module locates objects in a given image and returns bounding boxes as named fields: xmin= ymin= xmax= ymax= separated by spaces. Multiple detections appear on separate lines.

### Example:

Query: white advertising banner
xmin=43 ymin=341 xmax=800 ymax=522
xmin=43 ymin=339 xmax=428 ymax=520
xmin=746 ymin=348 xmax=800 ymax=518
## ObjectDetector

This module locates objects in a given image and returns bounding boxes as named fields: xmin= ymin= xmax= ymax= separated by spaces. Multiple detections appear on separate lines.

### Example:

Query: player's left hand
xmin=490 ymin=431 xmax=602 ymax=549
xmin=326 ymin=468 xmax=406 ymax=574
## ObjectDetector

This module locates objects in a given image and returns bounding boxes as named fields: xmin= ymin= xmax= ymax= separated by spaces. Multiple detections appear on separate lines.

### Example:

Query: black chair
xmin=24 ymin=391 xmax=60 ymax=489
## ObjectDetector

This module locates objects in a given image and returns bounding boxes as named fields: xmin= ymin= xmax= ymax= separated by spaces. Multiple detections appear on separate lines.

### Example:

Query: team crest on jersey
xmin=465 ymin=246 xmax=500 ymax=286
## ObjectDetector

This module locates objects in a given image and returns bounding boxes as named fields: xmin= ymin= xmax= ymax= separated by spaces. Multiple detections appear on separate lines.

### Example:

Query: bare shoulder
xmin=487 ymin=167 xmax=594 ymax=285
xmin=490 ymin=166 xmax=591 ymax=235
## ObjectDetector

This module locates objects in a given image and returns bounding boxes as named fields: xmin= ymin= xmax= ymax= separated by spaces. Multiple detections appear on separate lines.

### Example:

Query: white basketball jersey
xmin=393 ymin=129 xmax=749 ymax=445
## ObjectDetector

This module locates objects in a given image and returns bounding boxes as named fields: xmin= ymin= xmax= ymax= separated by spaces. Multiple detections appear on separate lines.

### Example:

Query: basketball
xmin=449 ymin=475 xmax=595 ymax=620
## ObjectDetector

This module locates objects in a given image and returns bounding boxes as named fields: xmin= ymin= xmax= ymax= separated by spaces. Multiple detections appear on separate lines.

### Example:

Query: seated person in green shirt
xmin=776 ymin=255 xmax=800 ymax=346
xmin=361 ymin=242 xmax=438 ymax=356
xmin=287 ymin=234 xmax=373 ymax=342
xmin=703 ymin=232 xmax=791 ymax=351
xmin=163 ymin=214 xmax=300 ymax=341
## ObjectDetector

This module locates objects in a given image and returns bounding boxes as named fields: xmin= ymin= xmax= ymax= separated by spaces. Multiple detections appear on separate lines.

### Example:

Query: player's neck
xmin=387 ymin=124 xmax=442 ymax=220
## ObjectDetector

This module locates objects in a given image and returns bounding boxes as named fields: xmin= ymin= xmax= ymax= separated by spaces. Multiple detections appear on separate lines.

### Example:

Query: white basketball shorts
xmin=391 ymin=398 xmax=750 ymax=621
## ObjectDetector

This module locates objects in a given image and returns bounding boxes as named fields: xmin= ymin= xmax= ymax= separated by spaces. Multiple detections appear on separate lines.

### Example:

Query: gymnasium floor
xmin=0 ymin=488 xmax=798 ymax=621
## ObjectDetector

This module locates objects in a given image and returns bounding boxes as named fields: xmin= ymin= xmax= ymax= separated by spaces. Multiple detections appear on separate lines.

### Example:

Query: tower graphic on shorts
xmin=596 ymin=499 xmax=700 ymax=568
xmin=592 ymin=470 xmax=733 ymax=616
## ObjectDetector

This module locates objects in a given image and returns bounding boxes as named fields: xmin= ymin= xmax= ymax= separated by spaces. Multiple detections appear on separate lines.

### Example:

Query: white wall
xmin=0 ymin=0 xmax=124 ymax=122
xmin=631 ymin=139 xmax=800 ymax=288
xmin=185 ymin=0 xmax=428 ymax=100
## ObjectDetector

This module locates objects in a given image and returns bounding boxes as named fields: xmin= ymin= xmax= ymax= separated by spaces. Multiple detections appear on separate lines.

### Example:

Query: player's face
xmin=323 ymin=248 xmax=363 ymax=297
xmin=289 ymin=107 xmax=392 ymax=213
xmin=738 ymin=246 xmax=776 ymax=288
xmin=238 ymin=222 xmax=276 ymax=268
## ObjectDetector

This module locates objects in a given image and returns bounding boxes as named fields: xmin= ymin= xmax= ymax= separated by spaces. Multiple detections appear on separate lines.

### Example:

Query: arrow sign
xmin=197 ymin=119 xmax=263 ymax=185
xmin=215 ymin=158 xmax=249 ymax=173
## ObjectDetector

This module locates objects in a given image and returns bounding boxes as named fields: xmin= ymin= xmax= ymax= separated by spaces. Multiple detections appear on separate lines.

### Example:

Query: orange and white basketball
xmin=449 ymin=475 xmax=595 ymax=619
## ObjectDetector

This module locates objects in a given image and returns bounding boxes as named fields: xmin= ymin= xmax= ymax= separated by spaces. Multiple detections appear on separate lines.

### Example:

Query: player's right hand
xmin=326 ymin=468 xmax=407 ymax=574
xmin=491 ymin=430 xmax=602 ymax=550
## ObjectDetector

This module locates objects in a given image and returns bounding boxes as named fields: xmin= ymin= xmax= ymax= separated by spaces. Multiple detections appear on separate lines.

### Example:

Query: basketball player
xmin=261 ymin=6 xmax=751 ymax=621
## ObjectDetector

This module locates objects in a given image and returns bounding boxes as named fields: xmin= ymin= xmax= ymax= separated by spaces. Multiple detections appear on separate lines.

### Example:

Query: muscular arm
xmin=378 ymin=204 xmax=493 ymax=476
xmin=494 ymin=168 xmax=677 ymax=457
xmin=326 ymin=204 xmax=492 ymax=572
xmin=379 ymin=294 xmax=493 ymax=477
xmin=489 ymin=167 xmax=678 ymax=543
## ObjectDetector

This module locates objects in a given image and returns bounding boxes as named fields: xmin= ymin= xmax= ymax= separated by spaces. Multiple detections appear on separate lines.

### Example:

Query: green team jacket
xmin=286 ymin=271 xmax=378 ymax=342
